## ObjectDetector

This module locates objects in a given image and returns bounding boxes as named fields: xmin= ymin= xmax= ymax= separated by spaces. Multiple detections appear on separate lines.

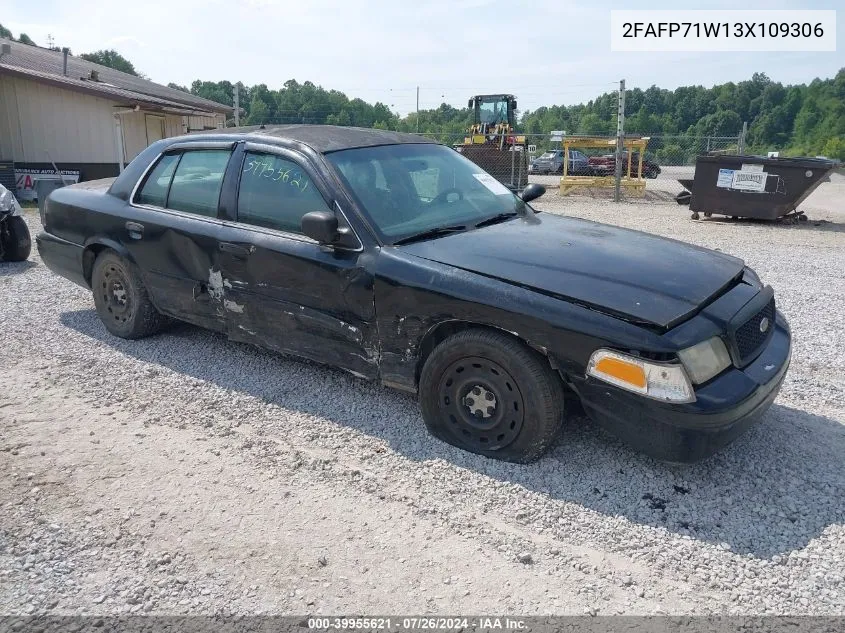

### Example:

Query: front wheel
xmin=0 ymin=216 xmax=32 ymax=262
xmin=419 ymin=330 xmax=565 ymax=463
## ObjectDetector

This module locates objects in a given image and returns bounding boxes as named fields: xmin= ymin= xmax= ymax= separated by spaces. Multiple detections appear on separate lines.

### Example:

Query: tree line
xmin=171 ymin=71 xmax=844 ymax=160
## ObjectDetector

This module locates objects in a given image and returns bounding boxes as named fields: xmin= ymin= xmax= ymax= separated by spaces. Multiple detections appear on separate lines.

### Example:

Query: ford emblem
xmin=759 ymin=317 xmax=769 ymax=333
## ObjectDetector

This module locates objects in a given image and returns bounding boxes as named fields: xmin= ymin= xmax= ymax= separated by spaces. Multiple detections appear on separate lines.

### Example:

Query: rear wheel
xmin=0 ymin=216 xmax=32 ymax=262
xmin=91 ymin=251 xmax=168 ymax=339
xmin=419 ymin=329 xmax=565 ymax=463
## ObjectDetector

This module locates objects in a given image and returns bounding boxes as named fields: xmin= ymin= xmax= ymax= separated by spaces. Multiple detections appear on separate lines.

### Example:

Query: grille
xmin=734 ymin=299 xmax=775 ymax=362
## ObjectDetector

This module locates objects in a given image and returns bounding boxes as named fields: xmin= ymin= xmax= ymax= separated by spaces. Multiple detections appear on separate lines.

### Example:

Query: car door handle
xmin=125 ymin=221 xmax=144 ymax=239
xmin=219 ymin=242 xmax=253 ymax=258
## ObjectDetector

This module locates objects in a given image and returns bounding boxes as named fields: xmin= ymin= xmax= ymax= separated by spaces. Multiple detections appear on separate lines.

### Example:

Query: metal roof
xmin=0 ymin=39 xmax=231 ymax=115
xmin=196 ymin=125 xmax=438 ymax=153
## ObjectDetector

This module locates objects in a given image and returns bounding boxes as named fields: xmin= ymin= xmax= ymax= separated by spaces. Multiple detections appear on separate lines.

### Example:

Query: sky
xmin=1 ymin=0 xmax=842 ymax=115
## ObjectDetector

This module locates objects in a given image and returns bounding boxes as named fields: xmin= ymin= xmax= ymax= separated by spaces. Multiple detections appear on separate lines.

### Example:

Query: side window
xmin=166 ymin=150 xmax=231 ymax=217
xmin=135 ymin=153 xmax=179 ymax=207
xmin=237 ymin=152 xmax=330 ymax=234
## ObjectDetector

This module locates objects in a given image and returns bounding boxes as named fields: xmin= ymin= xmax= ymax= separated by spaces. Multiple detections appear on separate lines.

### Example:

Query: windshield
xmin=537 ymin=152 xmax=556 ymax=160
xmin=326 ymin=143 xmax=529 ymax=244
xmin=478 ymin=98 xmax=509 ymax=125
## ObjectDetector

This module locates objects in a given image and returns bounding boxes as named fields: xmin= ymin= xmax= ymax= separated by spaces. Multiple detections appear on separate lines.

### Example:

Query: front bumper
xmin=570 ymin=311 xmax=791 ymax=462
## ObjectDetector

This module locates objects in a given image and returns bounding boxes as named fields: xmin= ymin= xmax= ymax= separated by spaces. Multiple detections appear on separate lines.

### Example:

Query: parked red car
xmin=589 ymin=153 xmax=661 ymax=179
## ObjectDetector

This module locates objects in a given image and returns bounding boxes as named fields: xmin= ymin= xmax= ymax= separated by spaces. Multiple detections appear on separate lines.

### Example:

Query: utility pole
xmin=614 ymin=79 xmax=626 ymax=203
xmin=738 ymin=121 xmax=748 ymax=155
xmin=416 ymin=86 xmax=420 ymax=134
xmin=233 ymin=82 xmax=240 ymax=127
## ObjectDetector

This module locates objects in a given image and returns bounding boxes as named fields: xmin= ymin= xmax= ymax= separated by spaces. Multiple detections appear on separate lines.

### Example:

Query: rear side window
xmin=166 ymin=150 xmax=231 ymax=217
xmin=134 ymin=149 xmax=231 ymax=217
xmin=237 ymin=152 xmax=330 ymax=234
xmin=135 ymin=153 xmax=179 ymax=207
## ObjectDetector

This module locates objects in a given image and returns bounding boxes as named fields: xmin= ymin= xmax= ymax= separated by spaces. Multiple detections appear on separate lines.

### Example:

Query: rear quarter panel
xmin=44 ymin=182 xmax=124 ymax=248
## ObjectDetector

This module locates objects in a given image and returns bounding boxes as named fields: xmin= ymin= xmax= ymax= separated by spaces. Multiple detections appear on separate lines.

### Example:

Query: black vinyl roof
xmin=197 ymin=124 xmax=438 ymax=153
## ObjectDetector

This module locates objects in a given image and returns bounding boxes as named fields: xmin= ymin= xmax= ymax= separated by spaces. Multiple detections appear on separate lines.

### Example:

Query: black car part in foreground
xmin=37 ymin=125 xmax=791 ymax=463
xmin=0 ymin=184 xmax=31 ymax=262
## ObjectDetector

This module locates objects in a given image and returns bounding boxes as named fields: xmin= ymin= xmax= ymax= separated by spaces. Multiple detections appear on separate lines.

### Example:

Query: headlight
xmin=587 ymin=349 xmax=694 ymax=403
xmin=677 ymin=336 xmax=732 ymax=385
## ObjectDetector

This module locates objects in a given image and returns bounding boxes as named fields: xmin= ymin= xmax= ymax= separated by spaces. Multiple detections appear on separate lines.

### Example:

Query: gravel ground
xmin=1 ymin=179 xmax=844 ymax=616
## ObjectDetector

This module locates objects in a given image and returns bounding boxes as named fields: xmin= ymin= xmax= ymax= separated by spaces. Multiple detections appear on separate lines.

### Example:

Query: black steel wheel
xmin=437 ymin=356 xmax=525 ymax=451
xmin=0 ymin=216 xmax=32 ymax=262
xmin=92 ymin=250 xmax=168 ymax=339
xmin=419 ymin=329 xmax=565 ymax=463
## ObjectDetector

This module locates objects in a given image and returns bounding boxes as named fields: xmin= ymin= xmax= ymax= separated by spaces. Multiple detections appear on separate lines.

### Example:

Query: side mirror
xmin=467 ymin=99 xmax=473 ymax=109
xmin=301 ymin=211 xmax=339 ymax=244
xmin=519 ymin=183 xmax=546 ymax=204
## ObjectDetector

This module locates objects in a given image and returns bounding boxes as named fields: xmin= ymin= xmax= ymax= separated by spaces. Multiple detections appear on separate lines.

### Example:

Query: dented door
xmin=215 ymin=148 xmax=378 ymax=379
xmin=216 ymin=226 xmax=377 ymax=379
xmin=126 ymin=146 xmax=235 ymax=332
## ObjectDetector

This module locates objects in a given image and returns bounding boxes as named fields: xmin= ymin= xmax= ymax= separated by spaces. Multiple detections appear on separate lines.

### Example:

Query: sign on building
xmin=15 ymin=168 xmax=80 ymax=201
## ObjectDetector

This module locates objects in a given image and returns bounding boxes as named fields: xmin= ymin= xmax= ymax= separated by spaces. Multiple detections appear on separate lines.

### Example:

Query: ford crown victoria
xmin=37 ymin=126 xmax=791 ymax=463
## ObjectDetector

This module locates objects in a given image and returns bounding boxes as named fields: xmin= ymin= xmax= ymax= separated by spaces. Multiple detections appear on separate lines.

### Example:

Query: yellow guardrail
xmin=560 ymin=137 xmax=650 ymax=196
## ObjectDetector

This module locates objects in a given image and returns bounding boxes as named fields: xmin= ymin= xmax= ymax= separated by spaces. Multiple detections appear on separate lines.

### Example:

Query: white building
xmin=0 ymin=39 xmax=231 ymax=199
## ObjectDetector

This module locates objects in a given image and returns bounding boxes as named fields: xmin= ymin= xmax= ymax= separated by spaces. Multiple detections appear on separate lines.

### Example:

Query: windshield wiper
xmin=474 ymin=212 xmax=519 ymax=228
xmin=393 ymin=224 xmax=468 ymax=245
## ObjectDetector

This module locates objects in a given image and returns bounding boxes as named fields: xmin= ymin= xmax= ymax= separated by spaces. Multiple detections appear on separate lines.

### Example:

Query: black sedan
xmin=37 ymin=126 xmax=791 ymax=463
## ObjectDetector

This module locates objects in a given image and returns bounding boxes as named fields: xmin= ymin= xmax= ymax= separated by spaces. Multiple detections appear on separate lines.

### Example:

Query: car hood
xmin=396 ymin=213 xmax=745 ymax=329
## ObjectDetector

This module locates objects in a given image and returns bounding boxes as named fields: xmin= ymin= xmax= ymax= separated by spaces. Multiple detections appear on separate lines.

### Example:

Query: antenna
xmin=47 ymin=34 xmax=55 ymax=49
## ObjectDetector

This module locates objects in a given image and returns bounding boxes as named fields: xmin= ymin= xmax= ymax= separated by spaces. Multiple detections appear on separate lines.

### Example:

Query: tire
xmin=645 ymin=167 xmax=658 ymax=179
xmin=419 ymin=329 xmax=565 ymax=463
xmin=0 ymin=216 xmax=32 ymax=262
xmin=91 ymin=250 xmax=167 ymax=339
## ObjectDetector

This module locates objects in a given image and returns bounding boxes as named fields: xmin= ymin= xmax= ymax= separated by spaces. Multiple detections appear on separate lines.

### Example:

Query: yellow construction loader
xmin=455 ymin=94 xmax=528 ymax=190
